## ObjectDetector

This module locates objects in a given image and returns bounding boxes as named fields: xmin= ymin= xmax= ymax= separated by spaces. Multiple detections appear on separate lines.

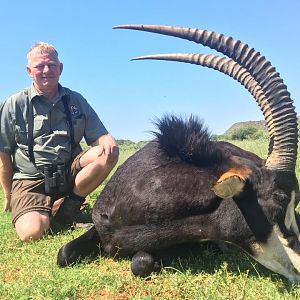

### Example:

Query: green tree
xmin=230 ymin=126 xmax=262 ymax=140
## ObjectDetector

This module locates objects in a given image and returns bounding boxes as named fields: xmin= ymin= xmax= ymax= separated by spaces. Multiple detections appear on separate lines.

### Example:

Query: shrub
xmin=229 ymin=126 xmax=266 ymax=140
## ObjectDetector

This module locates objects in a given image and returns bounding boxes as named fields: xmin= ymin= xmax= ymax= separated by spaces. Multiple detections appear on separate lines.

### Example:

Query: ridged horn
xmin=132 ymin=53 xmax=274 ymax=154
xmin=114 ymin=25 xmax=298 ymax=172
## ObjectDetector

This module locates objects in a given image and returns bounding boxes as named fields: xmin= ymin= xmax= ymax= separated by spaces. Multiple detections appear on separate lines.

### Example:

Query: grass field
xmin=1 ymin=139 xmax=300 ymax=299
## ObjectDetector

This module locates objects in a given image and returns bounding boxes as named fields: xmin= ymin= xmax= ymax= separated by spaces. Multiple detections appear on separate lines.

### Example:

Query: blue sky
xmin=1 ymin=1 xmax=299 ymax=142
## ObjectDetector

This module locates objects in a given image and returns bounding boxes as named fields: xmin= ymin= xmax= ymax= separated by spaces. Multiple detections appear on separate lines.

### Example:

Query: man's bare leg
xmin=15 ymin=211 xmax=50 ymax=242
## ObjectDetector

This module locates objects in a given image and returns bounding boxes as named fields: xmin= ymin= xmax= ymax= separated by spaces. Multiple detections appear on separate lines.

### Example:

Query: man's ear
xmin=212 ymin=167 xmax=252 ymax=199
xmin=60 ymin=63 xmax=63 ymax=74
xmin=26 ymin=65 xmax=33 ymax=78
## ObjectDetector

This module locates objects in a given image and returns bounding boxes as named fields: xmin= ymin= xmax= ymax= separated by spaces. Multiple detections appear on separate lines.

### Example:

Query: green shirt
xmin=0 ymin=84 xmax=108 ymax=179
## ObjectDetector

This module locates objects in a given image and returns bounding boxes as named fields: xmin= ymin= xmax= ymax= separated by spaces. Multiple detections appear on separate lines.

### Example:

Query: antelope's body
xmin=57 ymin=24 xmax=300 ymax=282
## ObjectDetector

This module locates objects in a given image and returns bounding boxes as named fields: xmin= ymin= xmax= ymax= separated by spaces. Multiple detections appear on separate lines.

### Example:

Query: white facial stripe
xmin=250 ymin=225 xmax=300 ymax=282
xmin=284 ymin=190 xmax=300 ymax=239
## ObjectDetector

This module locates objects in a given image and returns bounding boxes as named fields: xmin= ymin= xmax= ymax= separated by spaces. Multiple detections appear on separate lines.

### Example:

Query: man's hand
xmin=94 ymin=134 xmax=119 ymax=162
xmin=3 ymin=193 xmax=11 ymax=211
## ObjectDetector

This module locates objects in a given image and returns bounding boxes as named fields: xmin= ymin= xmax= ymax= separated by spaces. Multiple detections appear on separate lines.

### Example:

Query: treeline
xmin=80 ymin=139 xmax=148 ymax=151
xmin=115 ymin=128 xmax=268 ymax=144
xmin=116 ymin=139 xmax=147 ymax=149
xmin=80 ymin=127 xmax=268 ymax=150
xmin=116 ymin=127 xmax=269 ymax=145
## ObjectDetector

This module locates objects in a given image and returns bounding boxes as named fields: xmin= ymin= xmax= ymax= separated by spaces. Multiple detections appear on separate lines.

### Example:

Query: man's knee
xmin=15 ymin=211 xmax=50 ymax=242
xmin=79 ymin=143 xmax=119 ymax=169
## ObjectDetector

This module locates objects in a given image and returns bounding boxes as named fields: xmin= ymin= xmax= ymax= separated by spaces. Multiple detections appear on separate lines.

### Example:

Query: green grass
xmin=1 ymin=140 xmax=300 ymax=299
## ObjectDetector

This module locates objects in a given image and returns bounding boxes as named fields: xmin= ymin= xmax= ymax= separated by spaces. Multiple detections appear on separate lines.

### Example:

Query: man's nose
xmin=42 ymin=65 xmax=50 ymax=72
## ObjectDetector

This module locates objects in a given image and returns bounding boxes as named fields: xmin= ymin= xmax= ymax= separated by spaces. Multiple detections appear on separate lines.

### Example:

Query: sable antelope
xmin=57 ymin=25 xmax=300 ymax=282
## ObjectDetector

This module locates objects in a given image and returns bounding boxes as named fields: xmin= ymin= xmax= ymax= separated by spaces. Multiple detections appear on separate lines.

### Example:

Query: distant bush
xmin=251 ymin=129 xmax=268 ymax=140
xmin=117 ymin=139 xmax=136 ymax=147
xmin=229 ymin=126 xmax=267 ymax=140
xmin=117 ymin=139 xmax=148 ymax=151
xmin=211 ymin=134 xmax=225 ymax=141
xmin=80 ymin=139 xmax=148 ymax=151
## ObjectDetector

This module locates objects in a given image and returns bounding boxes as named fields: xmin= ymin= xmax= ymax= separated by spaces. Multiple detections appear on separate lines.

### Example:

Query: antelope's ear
xmin=212 ymin=167 xmax=252 ymax=199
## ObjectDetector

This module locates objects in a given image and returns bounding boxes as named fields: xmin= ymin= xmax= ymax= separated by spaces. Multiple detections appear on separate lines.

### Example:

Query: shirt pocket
xmin=33 ymin=115 xmax=48 ymax=138
xmin=15 ymin=125 xmax=28 ymax=145
xmin=73 ymin=115 xmax=86 ymax=143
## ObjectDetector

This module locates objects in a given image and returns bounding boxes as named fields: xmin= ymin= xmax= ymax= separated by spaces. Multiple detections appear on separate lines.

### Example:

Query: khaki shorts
xmin=11 ymin=151 xmax=86 ymax=224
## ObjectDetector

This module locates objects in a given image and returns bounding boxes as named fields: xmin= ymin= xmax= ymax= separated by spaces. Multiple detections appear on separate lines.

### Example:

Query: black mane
xmin=152 ymin=115 xmax=226 ymax=167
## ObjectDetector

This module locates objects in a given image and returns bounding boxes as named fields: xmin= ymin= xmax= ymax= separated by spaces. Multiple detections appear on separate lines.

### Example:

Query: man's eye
xmin=35 ymin=64 xmax=57 ymax=69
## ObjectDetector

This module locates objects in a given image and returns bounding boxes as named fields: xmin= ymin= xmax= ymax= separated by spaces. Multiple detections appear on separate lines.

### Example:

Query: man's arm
xmin=0 ymin=151 xmax=13 ymax=211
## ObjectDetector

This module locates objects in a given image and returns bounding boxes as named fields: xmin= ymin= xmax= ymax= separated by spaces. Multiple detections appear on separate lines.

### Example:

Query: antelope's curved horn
xmin=114 ymin=25 xmax=298 ymax=172
xmin=132 ymin=53 xmax=274 ymax=152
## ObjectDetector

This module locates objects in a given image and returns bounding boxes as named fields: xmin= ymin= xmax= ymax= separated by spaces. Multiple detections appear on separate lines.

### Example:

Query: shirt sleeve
xmin=84 ymin=103 xmax=108 ymax=145
xmin=65 ymin=88 xmax=109 ymax=146
xmin=0 ymin=99 xmax=15 ymax=153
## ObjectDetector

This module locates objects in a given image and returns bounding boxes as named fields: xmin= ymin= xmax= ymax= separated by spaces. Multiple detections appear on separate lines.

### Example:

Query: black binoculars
xmin=44 ymin=164 xmax=67 ymax=195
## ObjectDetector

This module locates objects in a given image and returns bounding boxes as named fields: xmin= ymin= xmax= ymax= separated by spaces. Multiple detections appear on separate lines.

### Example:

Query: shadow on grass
xmin=149 ymin=242 xmax=297 ymax=291
xmin=48 ymin=205 xmax=93 ymax=235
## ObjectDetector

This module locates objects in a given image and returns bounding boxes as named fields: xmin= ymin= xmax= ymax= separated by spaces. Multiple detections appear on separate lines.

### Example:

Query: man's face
xmin=26 ymin=51 xmax=63 ymax=92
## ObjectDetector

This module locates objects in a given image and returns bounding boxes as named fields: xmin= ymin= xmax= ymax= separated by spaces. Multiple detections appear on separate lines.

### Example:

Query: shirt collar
xmin=28 ymin=83 xmax=40 ymax=101
xmin=28 ymin=83 xmax=67 ymax=102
